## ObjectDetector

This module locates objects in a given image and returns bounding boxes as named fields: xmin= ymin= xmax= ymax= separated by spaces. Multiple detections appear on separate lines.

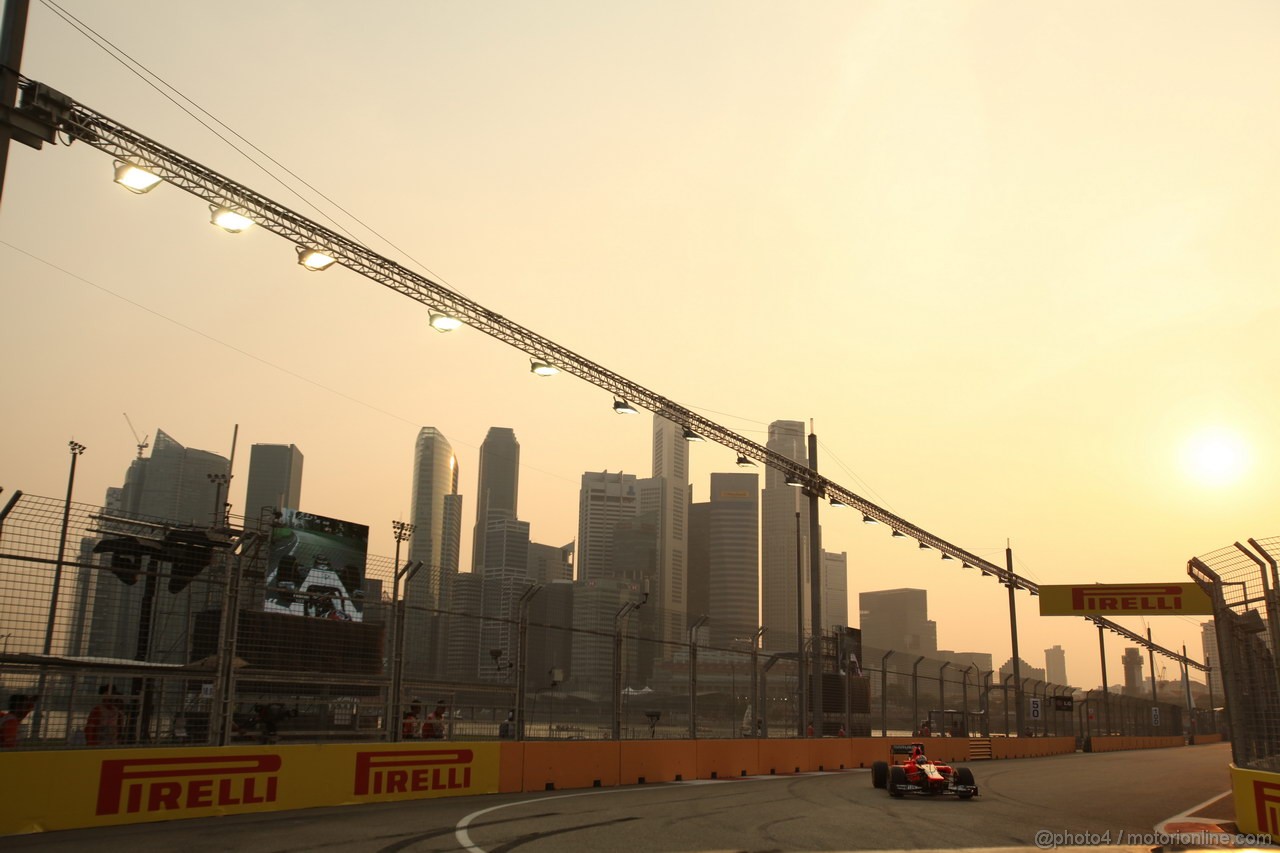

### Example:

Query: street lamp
xmin=688 ymin=615 xmax=708 ymax=738
xmin=34 ymin=439 xmax=85 ymax=739
xmin=612 ymin=593 xmax=645 ymax=739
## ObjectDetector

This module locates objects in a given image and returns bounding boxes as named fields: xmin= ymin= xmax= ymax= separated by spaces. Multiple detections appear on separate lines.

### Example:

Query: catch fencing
xmin=0 ymin=490 xmax=1181 ymax=750
xmin=1190 ymin=538 xmax=1280 ymax=772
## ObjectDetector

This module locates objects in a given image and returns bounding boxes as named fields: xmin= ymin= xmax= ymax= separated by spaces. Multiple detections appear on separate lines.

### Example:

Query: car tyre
xmin=888 ymin=765 xmax=907 ymax=798
xmin=956 ymin=766 xmax=976 ymax=799
xmin=871 ymin=761 xmax=888 ymax=789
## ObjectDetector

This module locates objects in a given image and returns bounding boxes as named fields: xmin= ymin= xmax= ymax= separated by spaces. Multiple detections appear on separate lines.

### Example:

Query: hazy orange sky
xmin=2 ymin=1 xmax=1277 ymax=689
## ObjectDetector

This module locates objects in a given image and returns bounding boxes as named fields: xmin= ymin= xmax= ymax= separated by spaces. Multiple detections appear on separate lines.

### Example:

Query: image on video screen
xmin=265 ymin=508 xmax=369 ymax=622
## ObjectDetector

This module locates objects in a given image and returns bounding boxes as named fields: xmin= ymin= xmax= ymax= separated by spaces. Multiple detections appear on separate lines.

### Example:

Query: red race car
xmin=872 ymin=743 xmax=978 ymax=799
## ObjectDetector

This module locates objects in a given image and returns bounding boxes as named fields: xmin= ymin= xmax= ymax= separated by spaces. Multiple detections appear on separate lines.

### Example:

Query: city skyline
xmin=5 ymin=2 xmax=1274 ymax=691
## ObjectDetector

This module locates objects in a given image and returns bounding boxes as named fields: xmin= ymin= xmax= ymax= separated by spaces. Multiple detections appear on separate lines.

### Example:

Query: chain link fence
xmin=2 ymin=490 xmax=1195 ymax=751
xmin=1190 ymin=538 xmax=1280 ymax=772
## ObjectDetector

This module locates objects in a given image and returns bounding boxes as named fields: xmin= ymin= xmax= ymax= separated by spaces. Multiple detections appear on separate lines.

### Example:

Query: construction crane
xmin=123 ymin=413 xmax=149 ymax=459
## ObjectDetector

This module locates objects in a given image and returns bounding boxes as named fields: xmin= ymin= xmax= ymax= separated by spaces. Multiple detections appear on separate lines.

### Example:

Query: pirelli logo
xmin=96 ymin=755 xmax=281 ymax=816
xmin=1039 ymin=583 xmax=1213 ymax=617
xmin=354 ymin=748 xmax=474 ymax=796
xmin=1256 ymin=780 xmax=1280 ymax=836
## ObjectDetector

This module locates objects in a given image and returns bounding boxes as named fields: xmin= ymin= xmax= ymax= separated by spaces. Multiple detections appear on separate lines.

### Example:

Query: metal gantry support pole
xmin=1147 ymin=626 xmax=1158 ymax=714
xmin=1006 ymin=543 xmax=1025 ymax=738
xmin=0 ymin=0 xmax=31 ymax=207
xmin=390 ymin=559 xmax=421 ymax=742
xmin=211 ymin=533 xmax=256 ymax=745
xmin=937 ymin=662 xmax=950 ymax=721
xmin=794 ymin=510 xmax=806 ymax=737
xmin=1181 ymin=643 xmax=1194 ymax=736
xmin=911 ymin=655 xmax=926 ymax=735
xmin=806 ymin=426 xmax=823 ymax=738
xmin=880 ymin=650 xmax=894 ymax=737
xmin=1097 ymin=623 xmax=1110 ymax=735
xmin=688 ymin=615 xmax=708 ymax=739
xmin=981 ymin=670 xmax=993 ymax=736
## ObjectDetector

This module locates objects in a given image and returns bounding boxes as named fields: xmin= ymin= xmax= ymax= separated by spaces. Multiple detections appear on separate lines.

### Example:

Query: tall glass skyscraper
xmin=471 ymin=427 xmax=520 ymax=572
xmin=406 ymin=426 xmax=457 ymax=677
xmin=761 ymin=420 xmax=812 ymax=653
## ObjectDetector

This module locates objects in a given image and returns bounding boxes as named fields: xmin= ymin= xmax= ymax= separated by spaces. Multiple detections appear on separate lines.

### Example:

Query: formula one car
xmin=871 ymin=743 xmax=977 ymax=799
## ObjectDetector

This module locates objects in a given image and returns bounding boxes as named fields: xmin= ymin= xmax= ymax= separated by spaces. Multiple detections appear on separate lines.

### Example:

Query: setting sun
xmin=1180 ymin=427 xmax=1250 ymax=487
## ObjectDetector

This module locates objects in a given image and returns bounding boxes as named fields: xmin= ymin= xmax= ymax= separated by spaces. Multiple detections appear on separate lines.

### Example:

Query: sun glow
xmin=1180 ymin=427 xmax=1250 ymax=487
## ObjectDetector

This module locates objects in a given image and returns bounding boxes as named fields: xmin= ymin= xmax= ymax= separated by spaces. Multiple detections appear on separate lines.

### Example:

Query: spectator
xmin=402 ymin=699 xmax=422 ymax=739
xmin=423 ymin=699 xmax=448 ymax=739
xmin=499 ymin=710 xmax=515 ymax=739
xmin=86 ymin=685 xmax=125 ymax=747
xmin=0 ymin=694 xmax=37 ymax=749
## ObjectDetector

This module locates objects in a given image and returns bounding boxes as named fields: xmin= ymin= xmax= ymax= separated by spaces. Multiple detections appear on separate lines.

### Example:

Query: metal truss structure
xmin=6 ymin=74 xmax=1201 ymax=671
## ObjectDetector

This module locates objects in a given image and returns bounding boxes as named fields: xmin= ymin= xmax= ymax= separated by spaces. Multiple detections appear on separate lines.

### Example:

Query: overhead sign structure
xmin=1038 ymin=583 xmax=1213 ymax=617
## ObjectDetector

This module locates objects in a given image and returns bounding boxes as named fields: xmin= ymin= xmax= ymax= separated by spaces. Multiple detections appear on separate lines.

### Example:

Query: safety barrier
xmin=4 ymin=734 xmax=1213 ymax=836
xmin=1086 ymin=735 xmax=1185 ymax=752
xmin=1191 ymin=733 xmax=1224 ymax=745
xmin=1231 ymin=763 xmax=1280 ymax=839
xmin=990 ymin=736 xmax=1075 ymax=760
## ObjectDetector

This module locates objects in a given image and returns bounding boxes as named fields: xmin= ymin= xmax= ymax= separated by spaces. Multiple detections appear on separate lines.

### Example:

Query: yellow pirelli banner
xmin=1232 ymin=763 xmax=1280 ymax=840
xmin=1037 ymin=582 xmax=1213 ymax=617
xmin=0 ymin=741 xmax=499 ymax=836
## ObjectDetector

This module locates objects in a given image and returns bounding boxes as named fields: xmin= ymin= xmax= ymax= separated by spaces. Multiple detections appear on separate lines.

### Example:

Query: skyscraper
xmin=650 ymin=415 xmax=689 ymax=650
xmin=89 ymin=429 xmax=229 ymax=662
xmin=471 ymin=428 xmax=520 ymax=572
xmin=406 ymin=427 xmax=457 ymax=678
xmin=527 ymin=542 xmax=573 ymax=585
xmin=407 ymin=427 xmax=456 ymax=605
xmin=1045 ymin=645 xmax=1068 ymax=686
xmin=858 ymin=588 xmax=937 ymax=655
xmin=242 ymin=443 xmax=303 ymax=530
xmin=761 ymin=420 xmax=812 ymax=653
xmin=821 ymin=550 xmax=848 ymax=631
xmin=1121 ymin=647 xmax=1144 ymax=696
xmin=478 ymin=511 xmax=532 ymax=681
xmin=577 ymin=471 xmax=638 ymax=582
xmin=1201 ymin=622 xmax=1222 ymax=699
xmin=706 ymin=472 xmax=759 ymax=649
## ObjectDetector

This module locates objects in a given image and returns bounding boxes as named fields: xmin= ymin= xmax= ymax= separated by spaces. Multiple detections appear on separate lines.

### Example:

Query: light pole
xmin=612 ymin=595 xmax=644 ymax=739
xmin=911 ymin=655 xmax=926 ymax=735
xmin=688 ymin=615 xmax=708 ymax=738
xmin=880 ymin=650 xmax=895 ymax=737
xmin=207 ymin=472 xmax=230 ymax=529
xmin=1006 ymin=543 xmax=1025 ymax=739
xmin=514 ymin=585 xmax=543 ymax=741
xmin=43 ymin=440 xmax=84 ymax=657
xmin=34 ymin=439 xmax=84 ymax=740
xmin=387 ymin=519 xmax=416 ymax=742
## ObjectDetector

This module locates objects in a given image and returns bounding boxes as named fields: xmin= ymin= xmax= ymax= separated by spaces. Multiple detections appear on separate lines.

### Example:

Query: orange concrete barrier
xmin=617 ymin=740 xmax=698 ymax=786
xmin=694 ymin=740 xmax=759 ymax=780
xmin=522 ymin=740 xmax=618 ymax=791
xmin=1192 ymin=733 xmax=1223 ymax=745
xmin=1088 ymin=735 xmax=1184 ymax=752
xmin=809 ymin=738 xmax=851 ymax=771
xmin=990 ymin=736 xmax=1074 ymax=759
xmin=499 ymin=742 xmax=524 ymax=793
xmin=758 ymin=739 xmax=810 ymax=774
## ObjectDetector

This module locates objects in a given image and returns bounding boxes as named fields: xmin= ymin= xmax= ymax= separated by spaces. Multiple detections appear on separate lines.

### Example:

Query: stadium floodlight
xmin=296 ymin=247 xmax=336 ymax=271
xmin=613 ymin=398 xmax=638 ymax=414
xmin=735 ymin=455 xmax=755 ymax=467
xmin=682 ymin=427 xmax=705 ymax=442
xmin=113 ymin=161 xmax=161 ymax=193
xmin=862 ymin=515 xmax=878 ymax=525
xmin=530 ymin=359 xmax=559 ymax=376
xmin=209 ymin=205 xmax=253 ymax=233
xmin=429 ymin=311 xmax=463 ymax=332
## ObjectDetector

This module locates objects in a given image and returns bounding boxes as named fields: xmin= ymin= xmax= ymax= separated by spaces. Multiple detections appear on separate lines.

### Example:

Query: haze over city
xmin=2 ymin=1 xmax=1278 ymax=689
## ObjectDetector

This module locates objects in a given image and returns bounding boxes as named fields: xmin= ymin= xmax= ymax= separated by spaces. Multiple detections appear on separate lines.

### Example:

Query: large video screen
xmin=265 ymin=509 xmax=369 ymax=622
